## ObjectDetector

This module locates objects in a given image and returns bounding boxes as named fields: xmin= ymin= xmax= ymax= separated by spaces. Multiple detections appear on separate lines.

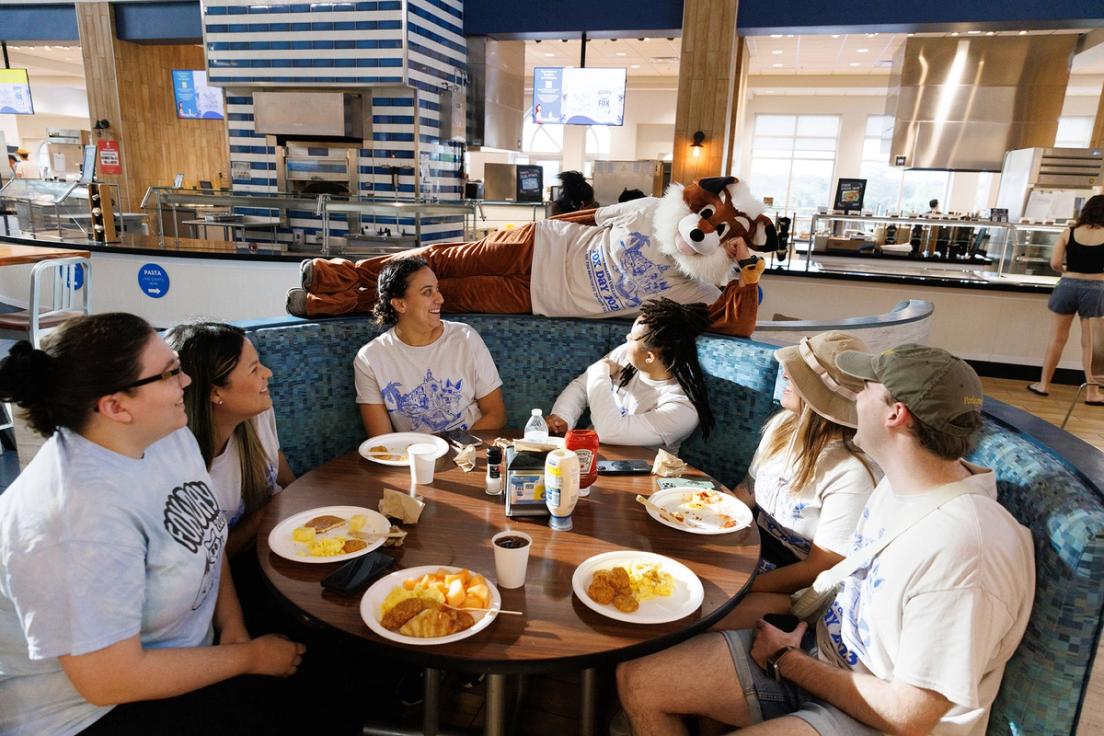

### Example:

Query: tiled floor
xmin=2 ymin=376 xmax=1103 ymax=734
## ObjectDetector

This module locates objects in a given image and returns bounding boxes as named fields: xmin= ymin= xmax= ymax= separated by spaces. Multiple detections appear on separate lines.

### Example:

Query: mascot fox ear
xmin=698 ymin=176 xmax=736 ymax=196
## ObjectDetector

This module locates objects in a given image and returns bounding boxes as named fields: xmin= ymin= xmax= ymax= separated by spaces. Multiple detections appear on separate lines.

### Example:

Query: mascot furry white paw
xmin=291 ymin=175 xmax=775 ymax=338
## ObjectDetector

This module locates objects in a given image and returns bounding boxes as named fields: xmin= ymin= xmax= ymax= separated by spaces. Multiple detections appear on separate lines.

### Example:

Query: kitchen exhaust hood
xmin=253 ymin=92 xmax=367 ymax=139
xmin=886 ymin=35 xmax=1077 ymax=172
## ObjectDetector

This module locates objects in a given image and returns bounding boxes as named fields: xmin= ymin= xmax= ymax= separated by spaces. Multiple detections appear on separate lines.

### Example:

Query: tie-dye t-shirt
xmin=0 ymin=427 xmax=225 ymax=736
xmin=354 ymin=321 xmax=502 ymax=433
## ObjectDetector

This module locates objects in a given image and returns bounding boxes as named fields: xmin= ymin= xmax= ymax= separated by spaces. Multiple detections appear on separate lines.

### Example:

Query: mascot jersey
xmin=530 ymin=198 xmax=721 ymax=319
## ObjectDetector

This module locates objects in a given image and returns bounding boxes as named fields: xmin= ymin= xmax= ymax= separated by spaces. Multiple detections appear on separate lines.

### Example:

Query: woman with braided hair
xmin=547 ymin=297 xmax=714 ymax=451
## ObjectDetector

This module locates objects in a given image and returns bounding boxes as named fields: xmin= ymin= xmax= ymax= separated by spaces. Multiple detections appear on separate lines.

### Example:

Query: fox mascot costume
xmin=287 ymin=176 xmax=776 ymax=337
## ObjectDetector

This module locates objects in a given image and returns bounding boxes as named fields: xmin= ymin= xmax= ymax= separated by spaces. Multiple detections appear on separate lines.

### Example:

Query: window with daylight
xmin=859 ymin=115 xmax=901 ymax=216
xmin=522 ymin=119 xmax=564 ymax=155
xmin=1055 ymin=116 xmax=1094 ymax=148
xmin=748 ymin=114 xmax=839 ymax=216
xmin=858 ymin=114 xmax=951 ymax=215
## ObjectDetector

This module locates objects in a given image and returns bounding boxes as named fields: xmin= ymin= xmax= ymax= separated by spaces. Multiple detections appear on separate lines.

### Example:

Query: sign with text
xmin=138 ymin=263 xmax=170 ymax=299
xmin=833 ymin=178 xmax=867 ymax=213
xmin=97 ymin=139 xmax=121 ymax=175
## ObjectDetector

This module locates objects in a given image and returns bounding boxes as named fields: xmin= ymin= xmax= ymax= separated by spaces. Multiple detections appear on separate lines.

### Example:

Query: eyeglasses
xmin=117 ymin=364 xmax=183 ymax=392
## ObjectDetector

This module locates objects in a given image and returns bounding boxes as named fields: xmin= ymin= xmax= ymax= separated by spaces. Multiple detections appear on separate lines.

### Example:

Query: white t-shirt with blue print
xmin=815 ymin=465 xmax=1035 ymax=736
xmin=0 ymin=427 xmax=226 ymax=736
xmin=354 ymin=321 xmax=503 ymax=433
xmin=208 ymin=408 xmax=283 ymax=528
xmin=529 ymin=197 xmax=722 ymax=319
xmin=749 ymin=413 xmax=877 ymax=568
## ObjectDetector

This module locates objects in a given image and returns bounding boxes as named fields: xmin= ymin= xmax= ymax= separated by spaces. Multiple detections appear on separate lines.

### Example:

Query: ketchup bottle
xmin=566 ymin=429 xmax=599 ymax=497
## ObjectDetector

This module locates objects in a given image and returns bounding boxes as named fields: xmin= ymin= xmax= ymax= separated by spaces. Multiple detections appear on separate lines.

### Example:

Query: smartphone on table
xmin=596 ymin=459 xmax=651 ymax=475
xmin=442 ymin=428 xmax=482 ymax=448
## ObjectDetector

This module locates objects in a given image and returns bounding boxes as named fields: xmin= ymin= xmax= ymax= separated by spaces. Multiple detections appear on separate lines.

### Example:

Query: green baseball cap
xmin=835 ymin=344 xmax=984 ymax=437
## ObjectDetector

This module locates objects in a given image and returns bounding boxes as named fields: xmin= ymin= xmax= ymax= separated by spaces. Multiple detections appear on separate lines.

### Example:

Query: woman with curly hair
xmin=354 ymin=256 xmax=506 ymax=437
xmin=547 ymin=297 xmax=714 ymax=451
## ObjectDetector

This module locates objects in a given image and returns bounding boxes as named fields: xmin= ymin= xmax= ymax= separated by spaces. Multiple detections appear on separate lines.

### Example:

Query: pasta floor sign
xmin=138 ymin=263 xmax=170 ymax=298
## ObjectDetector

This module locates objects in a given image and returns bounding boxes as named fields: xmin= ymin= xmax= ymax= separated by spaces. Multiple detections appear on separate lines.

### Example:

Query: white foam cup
xmin=491 ymin=530 xmax=532 ymax=589
xmin=408 ymin=443 xmax=438 ymax=485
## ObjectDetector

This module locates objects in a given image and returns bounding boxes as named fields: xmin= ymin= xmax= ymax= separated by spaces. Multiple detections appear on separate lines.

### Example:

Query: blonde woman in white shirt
xmin=720 ymin=330 xmax=879 ymax=629
xmin=547 ymin=297 xmax=714 ymax=451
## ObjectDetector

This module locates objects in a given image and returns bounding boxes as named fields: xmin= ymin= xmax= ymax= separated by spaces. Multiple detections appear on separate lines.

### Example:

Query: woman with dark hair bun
xmin=355 ymin=256 xmax=507 ymax=437
xmin=547 ymin=297 xmax=714 ymax=451
xmin=0 ymin=313 xmax=322 ymax=735
xmin=165 ymin=321 xmax=295 ymax=558
xmin=1030 ymin=194 xmax=1104 ymax=402
xmin=549 ymin=170 xmax=598 ymax=215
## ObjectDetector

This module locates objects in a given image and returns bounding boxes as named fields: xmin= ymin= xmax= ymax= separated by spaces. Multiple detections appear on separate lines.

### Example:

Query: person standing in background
xmin=928 ymin=198 xmax=940 ymax=214
xmin=14 ymin=148 xmax=39 ymax=179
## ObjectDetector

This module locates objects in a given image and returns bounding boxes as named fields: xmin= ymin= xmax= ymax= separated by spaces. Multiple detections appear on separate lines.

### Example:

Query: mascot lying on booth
xmin=286 ymin=176 xmax=776 ymax=338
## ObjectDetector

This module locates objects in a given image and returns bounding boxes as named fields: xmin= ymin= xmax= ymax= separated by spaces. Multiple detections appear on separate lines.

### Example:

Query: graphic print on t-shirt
xmin=585 ymin=232 xmax=671 ymax=312
xmin=162 ymin=480 xmax=226 ymax=611
xmin=381 ymin=368 xmax=467 ymax=432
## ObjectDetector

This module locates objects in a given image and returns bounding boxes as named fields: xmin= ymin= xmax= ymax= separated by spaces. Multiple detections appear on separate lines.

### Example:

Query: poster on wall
xmin=138 ymin=263 xmax=170 ymax=299
xmin=97 ymin=140 xmax=122 ymax=175
xmin=531 ymin=67 xmax=626 ymax=126
xmin=171 ymin=70 xmax=225 ymax=120
xmin=0 ymin=69 xmax=34 ymax=115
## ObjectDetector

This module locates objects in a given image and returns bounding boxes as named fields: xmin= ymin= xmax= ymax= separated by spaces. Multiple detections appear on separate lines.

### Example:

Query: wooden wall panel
xmin=112 ymin=42 xmax=229 ymax=211
xmin=77 ymin=2 xmax=229 ymax=212
xmin=1092 ymin=83 xmax=1104 ymax=150
xmin=671 ymin=0 xmax=741 ymax=185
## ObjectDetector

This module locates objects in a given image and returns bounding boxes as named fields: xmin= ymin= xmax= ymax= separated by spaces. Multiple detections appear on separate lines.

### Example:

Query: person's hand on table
xmin=750 ymin=617 xmax=807 ymax=669
xmin=246 ymin=634 xmax=306 ymax=677
xmin=547 ymin=413 xmax=569 ymax=435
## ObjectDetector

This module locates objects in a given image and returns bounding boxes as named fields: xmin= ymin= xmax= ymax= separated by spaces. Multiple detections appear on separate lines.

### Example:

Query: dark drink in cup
xmin=494 ymin=535 xmax=530 ymax=550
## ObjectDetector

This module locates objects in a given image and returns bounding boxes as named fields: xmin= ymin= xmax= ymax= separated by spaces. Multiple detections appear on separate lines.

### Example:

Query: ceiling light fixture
xmin=857 ymin=48 xmax=869 ymax=53
xmin=968 ymin=30 xmax=982 ymax=35
xmin=951 ymin=32 xmax=960 ymax=37
xmin=986 ymin=31 xmax=995 ymax=36
xmin=832 ymin=34 xmax=841 ymax=38
xmin=849 ymin=62 xmax=861 ymax=66
xmin=631 ymin=64 xmax=640 ymax=68
xmin=866 ymin=32 xmax=878 ymax=37
xmin=772 ymin=49 xmax=782 ymax=54
xmin=616 ymin=52 xmax=626 ymax=56
xmin=1018 ymin=30 xmax=1028 ymax=35
xmin=772 ymin=63 xmax=783 ymax=67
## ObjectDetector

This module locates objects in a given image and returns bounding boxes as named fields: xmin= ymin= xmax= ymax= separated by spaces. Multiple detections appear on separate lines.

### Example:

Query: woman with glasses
xmin=166 ymin=322 xmax=295 ymax=559
xmin=0 ymin=313 xmax=331 ymax=735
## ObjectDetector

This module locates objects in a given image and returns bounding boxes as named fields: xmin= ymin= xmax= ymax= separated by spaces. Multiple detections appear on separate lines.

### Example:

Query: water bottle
xmin=524 ymin=408 xmax=548 ymax=442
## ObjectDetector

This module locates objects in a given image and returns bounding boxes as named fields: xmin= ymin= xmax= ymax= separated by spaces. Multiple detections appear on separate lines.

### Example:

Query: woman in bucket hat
xmin=719 ymin=330 xmax=880 ymax=629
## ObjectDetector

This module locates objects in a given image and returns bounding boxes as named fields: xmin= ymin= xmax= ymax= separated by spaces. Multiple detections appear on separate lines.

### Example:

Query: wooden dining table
xmin=257 ymin=433 xmax=761 ymax=736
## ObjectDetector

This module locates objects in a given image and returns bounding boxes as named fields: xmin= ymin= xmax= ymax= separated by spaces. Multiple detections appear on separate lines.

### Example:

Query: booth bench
xmin=240 ymin=312 xmax=1104 ymax=736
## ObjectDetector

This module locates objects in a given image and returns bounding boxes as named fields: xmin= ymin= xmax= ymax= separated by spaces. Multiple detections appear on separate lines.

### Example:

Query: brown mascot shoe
xmin=286 ymin=288 xmax=308 ymax=317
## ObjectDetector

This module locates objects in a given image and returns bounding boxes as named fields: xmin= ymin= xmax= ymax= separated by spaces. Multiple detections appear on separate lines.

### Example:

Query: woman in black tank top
xmin=1030 ymin=195 xmax=1104 ymax=403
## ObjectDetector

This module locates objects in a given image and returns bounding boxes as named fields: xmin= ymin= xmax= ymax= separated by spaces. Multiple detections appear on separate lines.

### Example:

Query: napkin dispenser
xmin=504 ymin=446 xmax=550 ymax=517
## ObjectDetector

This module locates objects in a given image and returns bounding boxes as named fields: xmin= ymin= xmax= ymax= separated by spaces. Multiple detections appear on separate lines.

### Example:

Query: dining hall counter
xmin=0 ymin=228 xmax=1076 ymax=373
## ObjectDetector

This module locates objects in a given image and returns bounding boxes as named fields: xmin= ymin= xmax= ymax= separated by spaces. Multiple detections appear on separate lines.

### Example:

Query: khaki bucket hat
xmin=775 ymin=331 xmax=869 ymax=428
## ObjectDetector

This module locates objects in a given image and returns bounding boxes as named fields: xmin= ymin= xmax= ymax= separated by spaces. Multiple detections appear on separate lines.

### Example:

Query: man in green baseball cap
xmin=621 ymin=343 xmax=1034 ymax=736
xmin=732 ymin=342 xmax=1033 ymax=736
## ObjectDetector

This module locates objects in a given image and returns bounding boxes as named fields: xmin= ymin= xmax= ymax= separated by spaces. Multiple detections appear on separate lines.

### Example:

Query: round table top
xmin=257 ymin=434 xmax=760 ymax=674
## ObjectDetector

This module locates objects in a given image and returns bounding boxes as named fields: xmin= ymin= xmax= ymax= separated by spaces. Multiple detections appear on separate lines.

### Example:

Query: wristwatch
xmin=767 ymin=645 xmax=797 ymax=682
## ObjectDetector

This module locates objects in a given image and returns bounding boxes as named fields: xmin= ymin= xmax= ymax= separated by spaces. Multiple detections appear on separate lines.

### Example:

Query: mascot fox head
xmin=653 ymin=176 xmax=777 ymax=285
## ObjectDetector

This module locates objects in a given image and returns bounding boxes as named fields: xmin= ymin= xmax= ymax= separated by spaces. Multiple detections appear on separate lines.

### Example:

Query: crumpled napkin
xmin=383 ymin=524 xmax=407 ymax=548
xmin=454 ymin=444 xmax=478 ymax=472
xmin=652 ymin=448 xmax=687 ymax=477
xmin=378 ymin=488 xmax=425 ymax=524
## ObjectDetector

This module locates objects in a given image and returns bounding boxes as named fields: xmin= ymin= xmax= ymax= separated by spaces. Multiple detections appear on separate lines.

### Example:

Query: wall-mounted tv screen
xmin=0 ymin=69 xmax=34 ymax=115
xmin=171 ymin=69 xmax=225 ymax=120
xmin=532 ymin=67 xmax=626 ymax=126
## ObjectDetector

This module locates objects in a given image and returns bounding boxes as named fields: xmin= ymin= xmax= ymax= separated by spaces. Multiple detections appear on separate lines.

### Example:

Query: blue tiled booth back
xmin=243 ymin=313 xmax=1103 ymax=736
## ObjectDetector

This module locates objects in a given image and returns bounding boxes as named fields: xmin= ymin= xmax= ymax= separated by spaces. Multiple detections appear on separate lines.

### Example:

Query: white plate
xmin=360 ymin=565 xmax=502 ymax=645
xmin=358 ymin=433 xmax=449 ymax=467
xmin=267 ymin=505 xmax=391 ymax=564
xmin=572 ymin=550 xmax=704 ymax=624
xmin=645 ymin=487 xmax=753 ymax=535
